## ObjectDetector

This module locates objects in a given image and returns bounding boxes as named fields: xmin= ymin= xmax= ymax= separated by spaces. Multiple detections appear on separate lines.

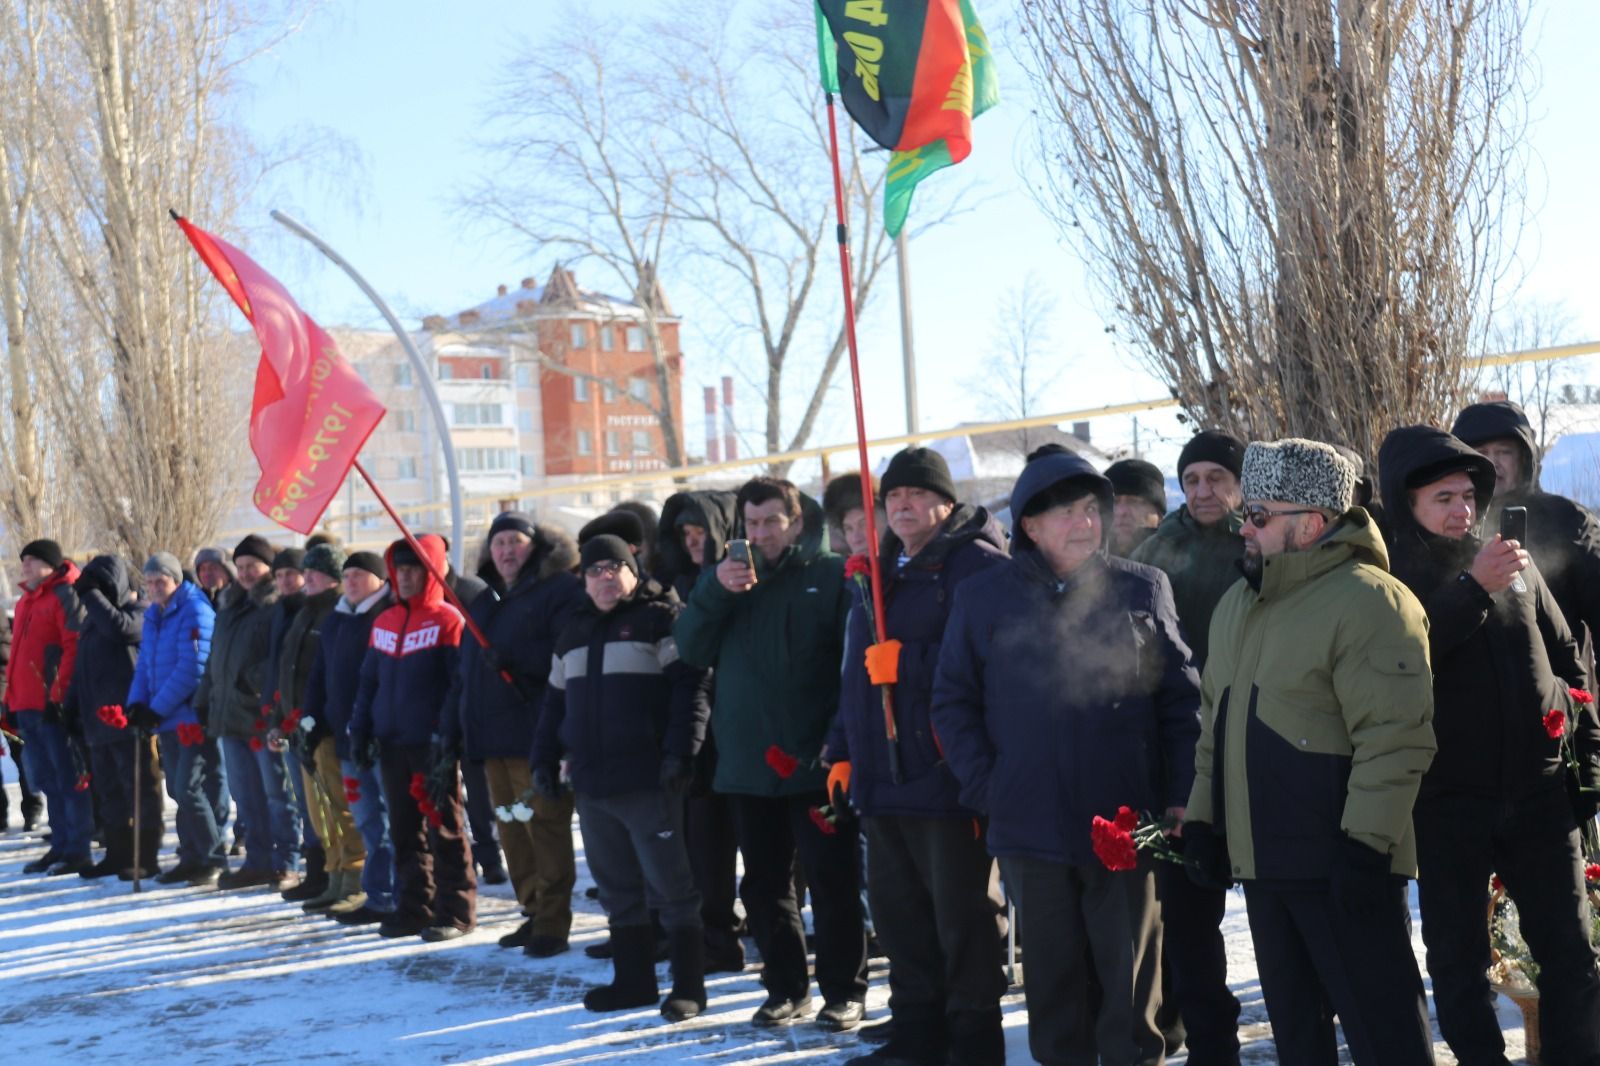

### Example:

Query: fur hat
xmin=1241 ymin=439 xmax=1357 ymax=515
xmin=301 ymin=543 xmax=346 ymax=580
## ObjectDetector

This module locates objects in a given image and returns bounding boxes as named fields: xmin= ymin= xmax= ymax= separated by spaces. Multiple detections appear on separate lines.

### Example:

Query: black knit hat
xmin=271 ymin=548 xmax=305 ymax=573
xmin=390 ymin=541 xmax=422 ymax=569
xmin=233 ymin=534 xmax=276 ymax=568
xmin=579 ymin=509 xmax=646 ymax=549
xmin=880 ymin=446 xmax=957 ymax=503
xmin=343 ymin=551 xmax=386 ymax=580
xmin=579 ymin=533 xmax=639 ymax=578
xmin=1105 ymin=459 xmax=1168 ymax=515
xmin=488 ymin=510 xmax=538 ymax=541
xmin=19 ymin=539 xmax=63 ymax=569
xmin=1177 ymin=430 xmax=1246 ymax=481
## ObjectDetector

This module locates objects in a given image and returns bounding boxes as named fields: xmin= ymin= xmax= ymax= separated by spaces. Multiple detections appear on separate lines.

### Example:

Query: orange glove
xmin=826 ymin=760 xmax=851 ymax=809
xmin=864 ymin=639 xmax=903 ymax=685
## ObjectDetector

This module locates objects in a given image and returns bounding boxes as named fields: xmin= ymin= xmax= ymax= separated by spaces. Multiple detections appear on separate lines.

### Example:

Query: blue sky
xmin=235 ymin=1 xmax=1599 ymax=474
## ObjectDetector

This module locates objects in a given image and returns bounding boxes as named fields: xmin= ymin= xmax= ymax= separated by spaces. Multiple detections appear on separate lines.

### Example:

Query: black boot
xmin=82 ymin=826 xmax=132 ymax=880
xmin=282 ymin=844 xmax=326 ymax=901
xmin=704 ymin=924 xmax=745 ymax=974
xmin=122 ymin=819 xmax=164 ymax=880
xmin=661 ymin=925 xmax=707 ymax=1021
xmin=945 ymin=1007 xmax=1005 ymax=1066
xmin=583 ymin=925 xmax=659 ymax=1013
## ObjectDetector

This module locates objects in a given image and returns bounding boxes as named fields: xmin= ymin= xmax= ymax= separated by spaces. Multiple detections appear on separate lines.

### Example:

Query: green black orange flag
xmin=816 ymin=0 xmax=997 ymax=236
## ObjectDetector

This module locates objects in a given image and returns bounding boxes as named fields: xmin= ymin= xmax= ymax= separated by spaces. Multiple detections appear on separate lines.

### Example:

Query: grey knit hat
xmin=1241 ymin=439 xmax=1357 ymax=515
xmin=143 ymin=552 xmax=184 ymax=584
xmin=193 ymin=546 xmax=237 ymax=582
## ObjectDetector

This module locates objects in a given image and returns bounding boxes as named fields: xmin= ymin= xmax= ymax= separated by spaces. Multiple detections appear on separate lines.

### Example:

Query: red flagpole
xmin=825 ymin=93 xmax=902 ymax=782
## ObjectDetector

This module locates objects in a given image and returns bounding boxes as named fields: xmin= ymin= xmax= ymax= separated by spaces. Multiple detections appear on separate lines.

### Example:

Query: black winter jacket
xmin=196 ymin=581 xmax=281 ymax=738
xmin=532 ymin=579 xmax=710 ymax=798
xmin=442 ymin=524 xmax=583 ymax=760
xmin=657 ymin=490 xmax=738 ymax=600
xmin=304 ymin=584 xmax=391 ymax=760
xmin=273 ymin=587 xmax=340 ymax=727
xmin=1378 ymin=425 xmax=1600 ymax=804
xmin=58 ymin=556 xmax=143 ymax=749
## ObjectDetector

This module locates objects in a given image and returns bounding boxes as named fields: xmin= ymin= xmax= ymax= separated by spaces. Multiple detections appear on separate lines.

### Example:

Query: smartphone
xmin=1500 ymin=505 xmax=1527 ymax=546
xmin=727 ymin=539 xmax=753 ymax=568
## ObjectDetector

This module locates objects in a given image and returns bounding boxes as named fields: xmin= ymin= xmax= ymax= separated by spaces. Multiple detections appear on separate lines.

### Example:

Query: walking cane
xmin=1006 ymin=897 xmax=1017 ymax=986
xmin=132 ymin=729 xmax=143 ymax=895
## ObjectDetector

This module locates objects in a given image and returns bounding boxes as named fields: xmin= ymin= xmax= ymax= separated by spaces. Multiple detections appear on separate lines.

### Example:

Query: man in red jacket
xmin=9 ymin=540 xmax=90 ymax=874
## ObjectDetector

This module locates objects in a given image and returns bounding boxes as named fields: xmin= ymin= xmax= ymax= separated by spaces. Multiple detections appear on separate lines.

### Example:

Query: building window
xmin=396 ymin=457 xmax=418 ymax=479
xmin=600 ymin=327 xmax=615 ymax=352
xmin=394 ymin=409 xmax=417 ymax=432
xmin=602 ymin=380 xmax=617 ymax=404
xmin=453 ymin=403 xmax=504 ymax=427
xmin=632 ymin=430 xmax=652 ymax=455
xmin=455 ymin=447 xmax=515 ymax=472
xmin=514 ymin=364 xmax=533 ymax=387
xmin=628 ymin=377 xmax=651 ymax=404
xmin=519 ymin=453 xmax=536 ymax=478
xmin=395 ymin=363 xmax=414 ymax=387
xmin=480 ymin=364 xmax=493 ymax=380
xmin=605 ymin=431 xmax=620 ymax=456
xmin=518 ymin=409 xmax=534 ymax=432
xmin=574 ymin=376 xmax=589 ymax=402
xmin=576 ymin=430 xmax=593 ymax=456
xmin=570 ymin=323 xmax=587 ymax=348
xmin=626 ymin=326 xmax=646 ymax=350
xmin=438 ymin=363 xmax=453 ymax=381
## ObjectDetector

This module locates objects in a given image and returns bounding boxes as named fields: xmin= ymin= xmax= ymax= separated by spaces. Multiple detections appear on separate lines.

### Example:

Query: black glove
xmin=659 ymin=754 xmax=694 ymax=795
xmin=1329 ymin=835 xmax=1395 ymax=923
xmin=349 ymin=728 xmax=377 ymax=771
xmin=1182 ymin=821 xmax=1235 ymax=892
xmin=127 ymin=702 xmax=162 ymax=733
xmin=532 ymin=764 xmax=561 ymax=802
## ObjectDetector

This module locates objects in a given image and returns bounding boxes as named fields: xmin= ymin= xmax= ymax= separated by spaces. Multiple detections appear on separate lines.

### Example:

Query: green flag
xmin=815 ymin=2 xmax=839 ymax=95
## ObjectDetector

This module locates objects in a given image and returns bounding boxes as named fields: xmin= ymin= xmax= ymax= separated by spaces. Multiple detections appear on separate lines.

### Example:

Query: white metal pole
xmin=896 ymin=230 xmax=919 ymax=437
xmin=269 ymin=210 xmax=466 ymax=571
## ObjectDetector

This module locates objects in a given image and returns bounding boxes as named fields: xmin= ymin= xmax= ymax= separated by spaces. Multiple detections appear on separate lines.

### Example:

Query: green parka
xmin=674 ymin=493 xmax=848 ymax=797
xmin=1131 ymin=505 xmax=1246 ymax=668
xmin=1186 ymin=509 xmax=1437 ymax=880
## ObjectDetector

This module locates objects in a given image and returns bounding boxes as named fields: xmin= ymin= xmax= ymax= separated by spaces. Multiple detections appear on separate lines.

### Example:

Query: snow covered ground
xmin=0 ymin=772 xmax=1533 ymax=1064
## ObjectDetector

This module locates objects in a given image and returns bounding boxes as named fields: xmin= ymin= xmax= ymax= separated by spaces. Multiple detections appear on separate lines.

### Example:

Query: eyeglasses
xmin=584 ymin=561 xmax=626 ymax=579
xmin=1243 ymin=505 xmax=1320 ymax=529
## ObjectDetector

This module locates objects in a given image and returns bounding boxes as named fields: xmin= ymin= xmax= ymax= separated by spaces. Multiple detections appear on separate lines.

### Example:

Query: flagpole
xmin=825 ymin=93 xmax=902 ymax=784
xmin=269 ymin=210 xmax=467 ymax=574
xmin=896 ymin=230 xmax=919 ymax=438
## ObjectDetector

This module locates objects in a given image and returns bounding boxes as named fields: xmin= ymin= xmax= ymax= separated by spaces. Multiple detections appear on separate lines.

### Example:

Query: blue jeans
xmin=16 ymin=712 xmax=93 ymax=860
xmin=341 ymin=756 xmax=395 ymax=913
xmin=158 ymin=731 xmax=227 ymax=869
xmin=221 ymin=737 xmax=301 ymax=873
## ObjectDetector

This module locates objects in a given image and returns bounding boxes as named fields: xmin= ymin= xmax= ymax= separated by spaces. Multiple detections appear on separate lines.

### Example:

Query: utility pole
xmin=1132 ymin=416 xmax=1141 ymax=458
xmin=896 ymin=231 xmax=919 ymax=437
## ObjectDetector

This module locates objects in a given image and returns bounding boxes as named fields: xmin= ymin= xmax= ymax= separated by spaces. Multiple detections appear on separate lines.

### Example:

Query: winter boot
xmin=704 ymin=925 xmax=745 ymax=974
xmin=583 ymin=924 xmax=659 ymax=1013
xmin=945 ymin=1007 xmax=1005 ymax=1066
xmin=81 ymin=826 xmax=132 ymax=880
xmin=661 ymin=925 xmax=707 ymax=1022
xmin=302 ymin=869 xmax=347 ymax=912
xmin=282 ymin=844 xmax=326 ymax=901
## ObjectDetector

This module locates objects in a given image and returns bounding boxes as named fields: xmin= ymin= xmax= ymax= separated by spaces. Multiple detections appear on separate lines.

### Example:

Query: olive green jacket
xmin=1130 ymin=506 xmax=1245 ymax=669
xmin=1187 ymin=508 xmax=1437 ymax=879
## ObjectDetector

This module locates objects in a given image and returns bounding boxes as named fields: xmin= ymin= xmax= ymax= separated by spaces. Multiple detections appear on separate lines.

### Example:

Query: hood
xmin=474 ymin=522 xmax=579 ymax=594
xmin=734 ymin=490 xmax=828 ymax=568
xmin=1377 ymin=425 xmax=1497 ymax=543
xmin=1450 ymin=400 xmax=1538 ymax=490
xmin=385 ymin=534 xmax=450 ymax=609
xmin=1006 ymin=451 xmax=1113 ymax=553
xmin=657 ymin=489 xmax=737 ymax=587
xmin=1254 ymin=507 xmax=1392 ymax=601
xmin=77 ymin=555 xmax=131 ymax=603
xmin=880 ymin=503 xmax=1006 ymax=569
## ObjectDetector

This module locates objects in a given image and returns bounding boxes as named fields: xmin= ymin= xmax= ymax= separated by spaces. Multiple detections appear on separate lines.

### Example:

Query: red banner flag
xmin=175 ymin=216 xmax=386 ymax=534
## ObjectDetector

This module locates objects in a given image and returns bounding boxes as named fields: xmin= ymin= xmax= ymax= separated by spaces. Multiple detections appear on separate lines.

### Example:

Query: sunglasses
xmin=1243 ymin=504 xmax=1320 ymax=529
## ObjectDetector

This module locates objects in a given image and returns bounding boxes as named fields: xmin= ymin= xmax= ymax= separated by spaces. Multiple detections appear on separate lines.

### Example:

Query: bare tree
xmin=1484 ymin=299 xmax=1580 ymax=455
xmin=25 ymin=0 xmax=261 ymax=560
xmin=964 ymin=275 xmax=1066 ymax=458
xmin=1018 ymin=0 xmax=1531 ymax=462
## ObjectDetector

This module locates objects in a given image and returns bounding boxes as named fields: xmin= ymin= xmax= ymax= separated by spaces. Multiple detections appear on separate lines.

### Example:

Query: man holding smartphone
xmin=674 ymin=476 xmax=867 ymax=1031
xmin=1378 ymin=425 xmax=1600 ymax=1064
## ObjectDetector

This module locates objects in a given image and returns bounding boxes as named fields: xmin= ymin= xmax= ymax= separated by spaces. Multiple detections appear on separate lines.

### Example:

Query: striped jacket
xmin=532 ymin=580 xmax=710 ymax=798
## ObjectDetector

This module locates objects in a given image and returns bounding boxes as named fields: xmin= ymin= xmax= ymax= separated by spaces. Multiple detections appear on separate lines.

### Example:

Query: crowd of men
xmin=4 ymin=395 xmax=1600 ymax=1066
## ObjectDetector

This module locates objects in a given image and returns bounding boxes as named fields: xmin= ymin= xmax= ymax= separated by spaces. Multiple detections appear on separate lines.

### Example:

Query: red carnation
xmin=844 ymin=554 xmax=871 ymax=580
xmin=1491 ymin=874 xmax=1506 ymax=892
xmin=409 ymin=773 xmax=428 ymax=800
xmin=1570 ymin=688 xmax=1595 ymax=706
xmin=808 ymin=806 xmax=838 ymax=836
xmin=343 ymin=776 xmax=361 ymax=790
xmin=765 ymin=745 xmax=800 ymax=779
xmin=425 ymin=809 xmax=444 ymax=828
xmin=1114 ymin=805 xmax=1139 ymax=833
xmin=74 ymin=773 xmax=92 ymax=792
xmin=1091 ymin=814 xmax=1139 ymax=872
xmin=282 ymin=709 xmax=302 ymax=732
xmin=253 ymin=717 xmax=267 ymax=733
xmin=1585 ymin=863 xmax=1600 ymax=885
xmin=249 ymin=736 xmax=264 ymax=753
xmin=1544 ymin=709 xmax=1567 ymax=739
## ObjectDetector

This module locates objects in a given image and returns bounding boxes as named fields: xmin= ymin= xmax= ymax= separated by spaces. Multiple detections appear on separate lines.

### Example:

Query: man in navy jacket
xmin=933 ymin=450 xmax=1201 ymax=1066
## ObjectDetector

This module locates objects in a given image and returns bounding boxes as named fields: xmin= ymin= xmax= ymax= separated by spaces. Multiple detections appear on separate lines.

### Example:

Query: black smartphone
xmin=1500 ymin=505 xmax=1527 ymax=546
xmin=727 ymin=539 xmax=753 ymax=567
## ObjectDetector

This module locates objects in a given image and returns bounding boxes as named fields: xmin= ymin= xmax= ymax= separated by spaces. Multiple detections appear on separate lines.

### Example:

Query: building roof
xmin=423 ymin=264 xmax=676 ymax=332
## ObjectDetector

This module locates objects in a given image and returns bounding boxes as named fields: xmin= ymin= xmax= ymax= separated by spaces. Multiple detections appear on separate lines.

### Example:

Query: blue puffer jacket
xmin=827 ymin=505 xmax=1007 ymax=817
xmin=349 ymin=536 xmax=464 ymax=748
xmin=58 ymin=555 xmax=144 ymax=749
xmin=304 ymin=583 xmax=391 ymax=760
xmin=127 ymin=580 xmax=216 ymax=731
xmin=931 ymin=452 xmax=1201 ymax=866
